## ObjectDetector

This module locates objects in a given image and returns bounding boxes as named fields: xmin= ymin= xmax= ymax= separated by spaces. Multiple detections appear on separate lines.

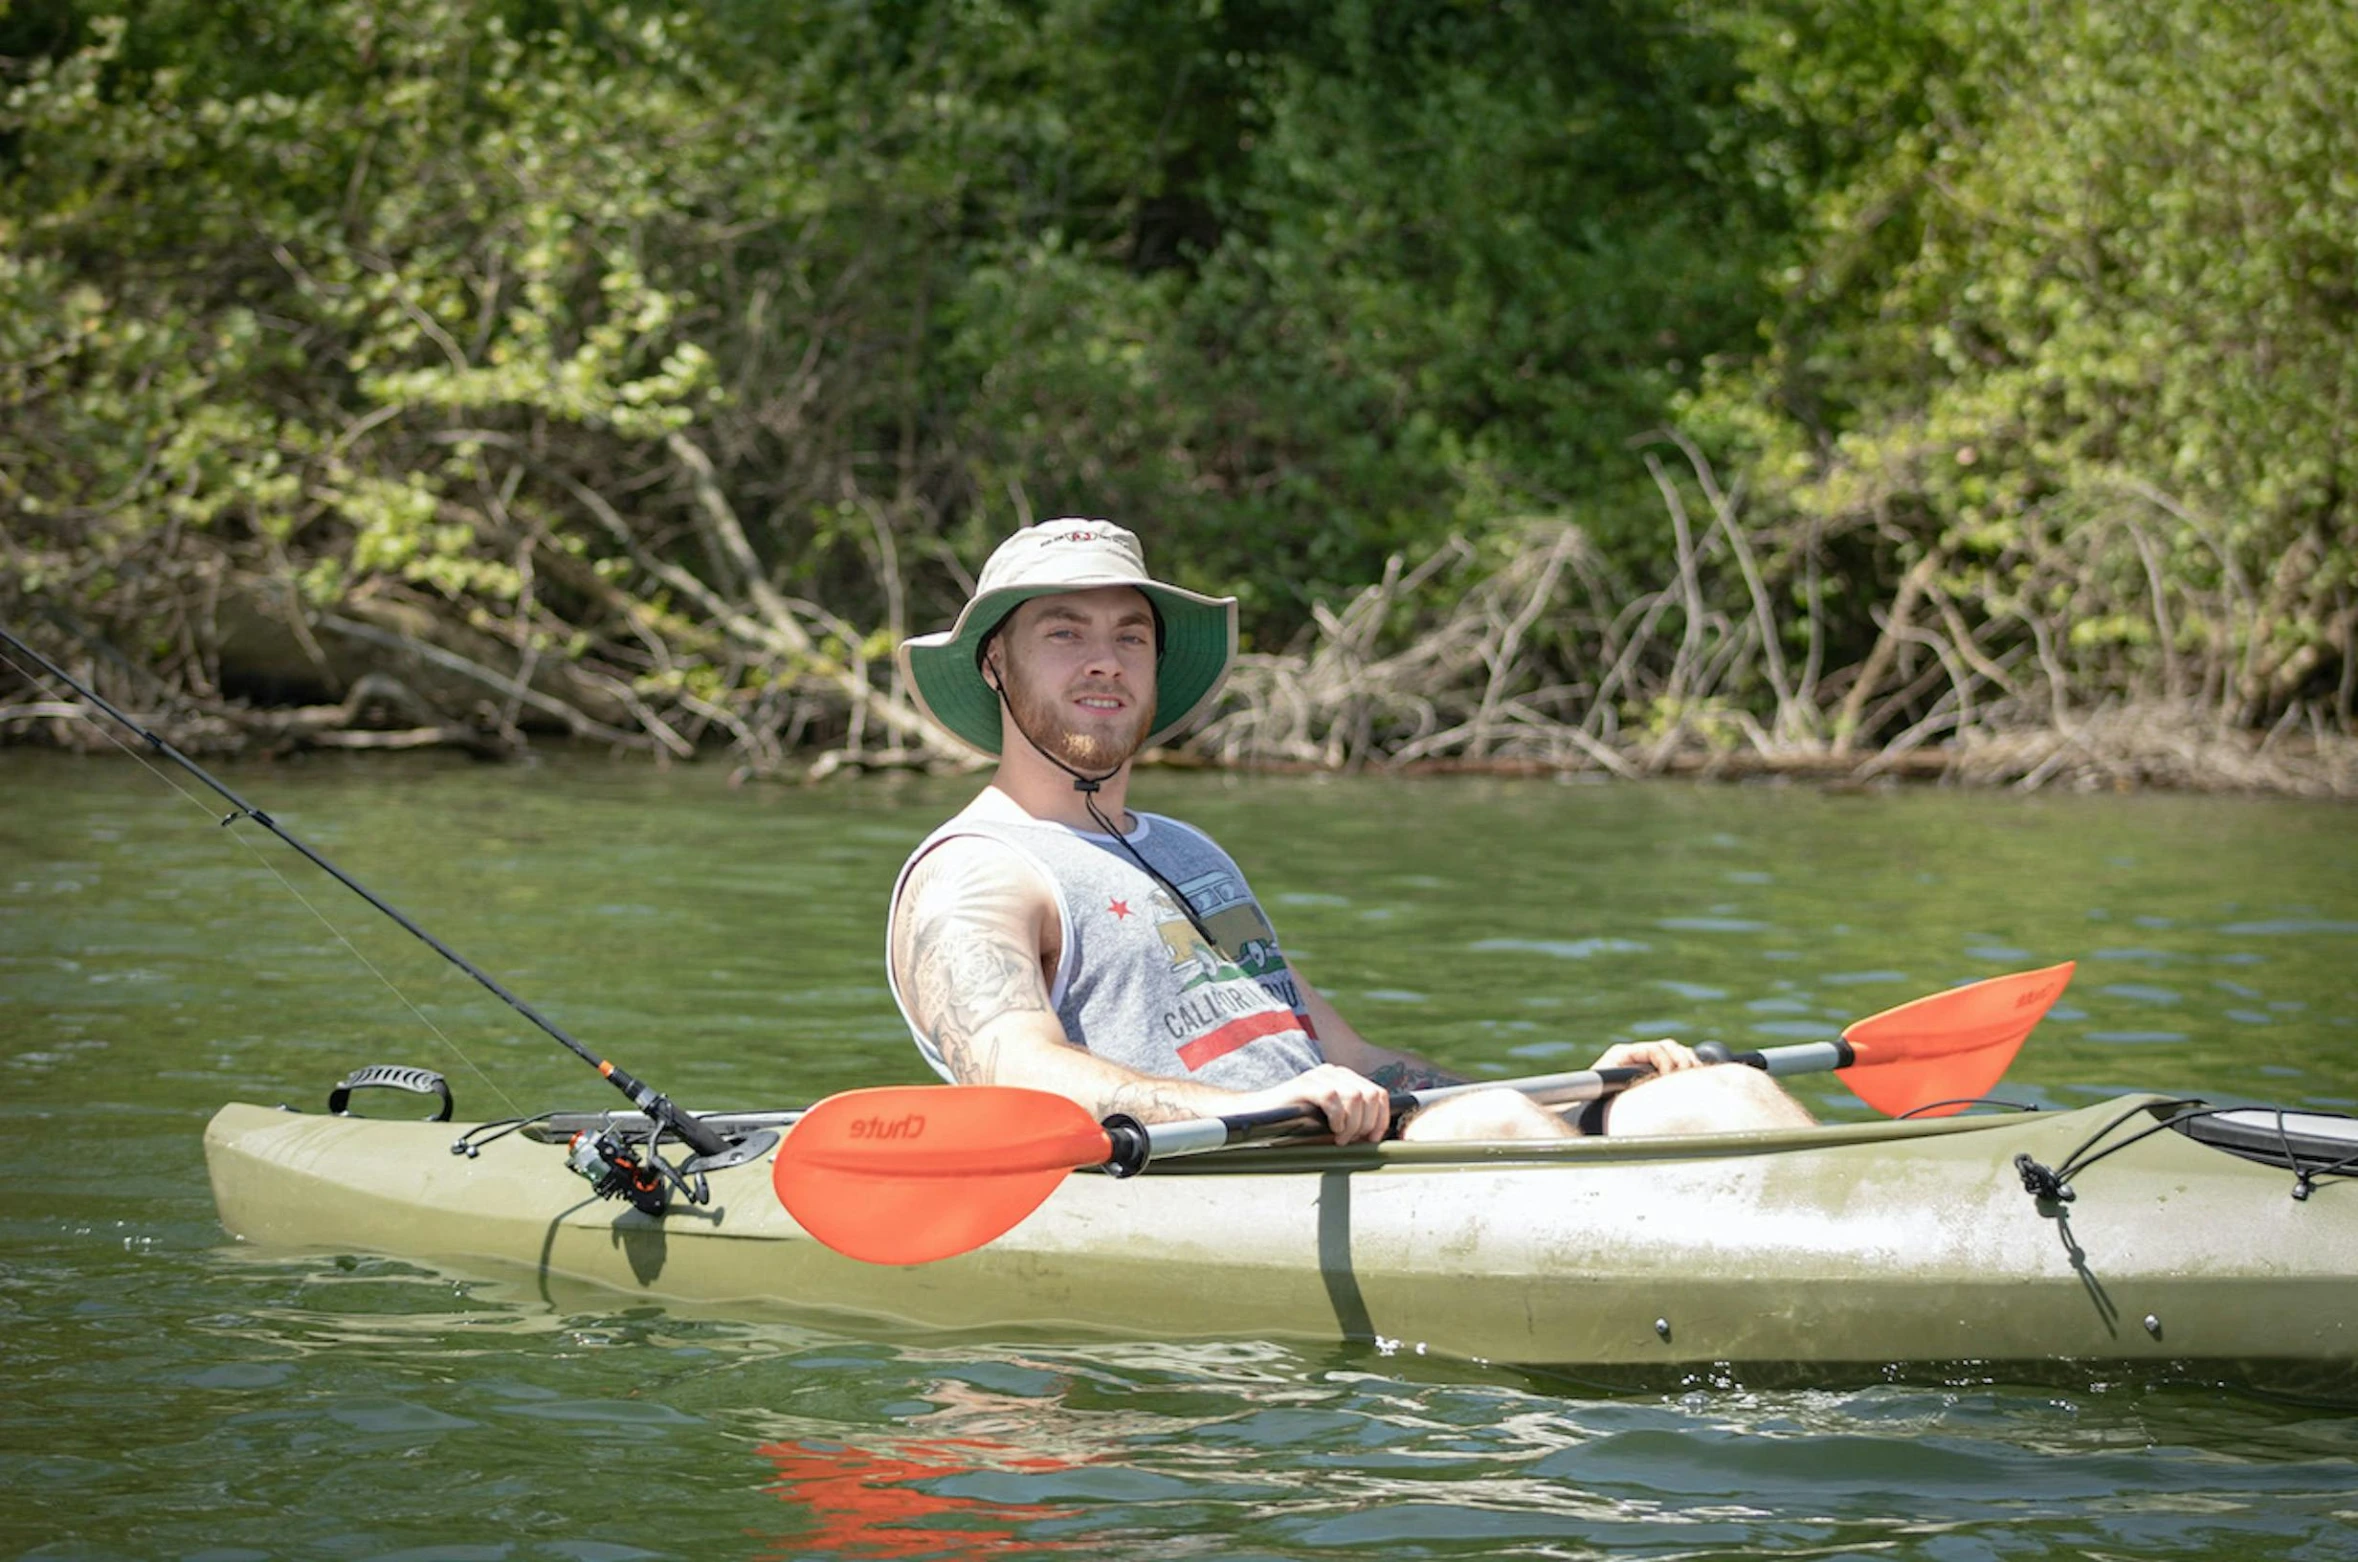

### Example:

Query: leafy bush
xmin=1686 ymin=0 xmax=2356 ymax=731
xmin=3 ymin=0 xmax=2347 ymax=766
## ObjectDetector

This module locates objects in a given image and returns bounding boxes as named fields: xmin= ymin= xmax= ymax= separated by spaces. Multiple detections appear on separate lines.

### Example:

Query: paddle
xmin=1730 ymin=958 xmax=2078 ymax=1120
xmin=773 ymin=961 xmax=2075 ymax=1265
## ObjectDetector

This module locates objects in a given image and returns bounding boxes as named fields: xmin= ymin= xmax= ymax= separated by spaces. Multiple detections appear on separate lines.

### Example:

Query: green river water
xmin=4 ymin=750 xmax=2356 ymax=1560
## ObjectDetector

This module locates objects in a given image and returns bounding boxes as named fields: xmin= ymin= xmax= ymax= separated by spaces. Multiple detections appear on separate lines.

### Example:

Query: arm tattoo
xmin=900 ymin=850 xmax=1050 ymax=1084
xmin=1103 ymin=1078 xmax=1201 ymax=1123
xmin=1365 ymin=1061 xmax=1463 ymax=1093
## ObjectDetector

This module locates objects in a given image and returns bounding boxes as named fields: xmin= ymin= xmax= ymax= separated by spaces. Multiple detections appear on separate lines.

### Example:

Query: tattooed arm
xmin=1290 ymin=971 xmax=1465 ymax=1091
xmin=891 ymin=836 xmax=1063 ymax=1088
xmin=890 ymin=837 xmax=1397 ymax=1141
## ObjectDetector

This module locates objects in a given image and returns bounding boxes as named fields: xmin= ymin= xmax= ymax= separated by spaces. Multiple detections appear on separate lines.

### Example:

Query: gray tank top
xmin=887 ymin=803 xmax=1325 ymax=1091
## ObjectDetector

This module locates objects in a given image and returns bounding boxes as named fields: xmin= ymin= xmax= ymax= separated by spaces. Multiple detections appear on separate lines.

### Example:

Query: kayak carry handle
xmin=328 ymin=1064 xmax=454 ymax=1122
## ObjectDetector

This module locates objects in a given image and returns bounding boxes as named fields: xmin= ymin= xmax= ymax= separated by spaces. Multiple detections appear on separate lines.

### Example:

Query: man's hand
xmin=1592 ymin=1039 xmax=1704 ymax=1076
xmin=1234 ymin=1063 xmax=1399 ymax=1145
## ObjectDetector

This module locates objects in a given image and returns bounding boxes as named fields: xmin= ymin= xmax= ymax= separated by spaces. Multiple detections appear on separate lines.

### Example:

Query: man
xmin=886 ymin=521 xmax=1811 ymax=1143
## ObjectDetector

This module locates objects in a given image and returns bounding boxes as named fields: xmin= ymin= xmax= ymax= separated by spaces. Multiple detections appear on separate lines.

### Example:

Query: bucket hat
xmin=898 ymin=520 xmax=1237 ymax=757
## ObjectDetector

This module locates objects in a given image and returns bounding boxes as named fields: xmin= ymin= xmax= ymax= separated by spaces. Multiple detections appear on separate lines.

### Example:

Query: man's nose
xmin=1080 ymin=635 xmax=1127 ymax=676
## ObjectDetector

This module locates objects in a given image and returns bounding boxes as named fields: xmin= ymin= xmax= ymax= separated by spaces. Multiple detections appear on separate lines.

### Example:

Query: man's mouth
xmin=1073 ymin=695 xmax=1125 ymax=713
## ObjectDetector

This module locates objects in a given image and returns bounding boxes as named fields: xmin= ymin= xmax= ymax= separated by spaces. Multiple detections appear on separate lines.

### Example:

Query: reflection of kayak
xmin=206 ymin=1092 xmax=2358 ymax=1380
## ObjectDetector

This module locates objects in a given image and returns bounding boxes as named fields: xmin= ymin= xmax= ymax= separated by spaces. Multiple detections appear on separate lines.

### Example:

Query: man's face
xmin=988 ymin=586 xmax=1160 ymax=771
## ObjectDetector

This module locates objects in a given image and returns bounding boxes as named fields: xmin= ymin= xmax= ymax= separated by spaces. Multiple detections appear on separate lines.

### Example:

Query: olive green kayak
xmin=205 ymin=1092 xmax=2357 ymax=1379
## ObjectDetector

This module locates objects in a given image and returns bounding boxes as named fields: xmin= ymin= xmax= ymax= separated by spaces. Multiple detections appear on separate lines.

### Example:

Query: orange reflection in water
xmin=753 ymin=1436 xmax=1085 ymax=1560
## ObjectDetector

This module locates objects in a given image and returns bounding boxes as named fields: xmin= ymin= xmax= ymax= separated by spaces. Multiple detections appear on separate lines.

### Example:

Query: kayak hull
xmin=204 ymin=1095 xmax=2358 ymax=1377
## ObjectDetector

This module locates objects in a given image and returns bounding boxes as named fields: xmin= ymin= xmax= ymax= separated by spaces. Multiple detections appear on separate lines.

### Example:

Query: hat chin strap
xmin=990 ymin=676 xmax=1222 ymax=954
xmin=989 ymin=672 xmax=1127 ymax=796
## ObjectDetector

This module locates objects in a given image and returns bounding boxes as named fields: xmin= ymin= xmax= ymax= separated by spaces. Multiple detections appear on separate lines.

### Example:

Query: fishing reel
xmin=551 ymin=1111 xmax=781 ymax=1216
xmin=565 ymin=1126 xmax=676 ymax=1216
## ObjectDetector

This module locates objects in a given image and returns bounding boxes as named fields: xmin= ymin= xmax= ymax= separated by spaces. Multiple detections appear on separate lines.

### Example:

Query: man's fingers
xmin=1238 ymin=1066 xmax=1393 ymax=1144
xmin=1595 ymin=1038 xmax=1704 ymax=1074
xmin=1297 ymin=1065 xmax=1390 ymax=1144
xmin=1327 ymin=1094 xmax=1370 ymax=1144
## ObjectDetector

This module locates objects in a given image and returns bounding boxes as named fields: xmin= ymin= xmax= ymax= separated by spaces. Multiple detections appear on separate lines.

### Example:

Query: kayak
xmin=23 ymin=628 xmax=2342 ymax=1381
xmin=67 ymin=625 xmax=2335 ymax=1381
xmin=205 ymin=1090 xmax=2358 ymax=1382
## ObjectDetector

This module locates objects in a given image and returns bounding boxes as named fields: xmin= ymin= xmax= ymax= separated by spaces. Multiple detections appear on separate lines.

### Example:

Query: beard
xmin=999 ymin=662 xmax=1157 ymax=773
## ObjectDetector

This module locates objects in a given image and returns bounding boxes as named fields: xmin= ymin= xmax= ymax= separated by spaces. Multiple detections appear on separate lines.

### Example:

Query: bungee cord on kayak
xmin=2016 ymin=1098 xmax=2358 ymax=1206
xmin=1896 ymin=1097 xmax=2041 ymax=1119
xmin=0 ymin=620 xmax=766 ymax=1214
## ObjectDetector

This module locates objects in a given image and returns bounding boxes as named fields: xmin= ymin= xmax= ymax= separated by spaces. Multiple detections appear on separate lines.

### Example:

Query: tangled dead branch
xmin=1178 ymin=441 xmax=2357 ymax=797
xmin=5 ymin=437 xmax=2349 ymax=795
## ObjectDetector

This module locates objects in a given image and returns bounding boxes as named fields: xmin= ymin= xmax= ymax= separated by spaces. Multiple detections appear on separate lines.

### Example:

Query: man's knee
xmin=1399 ymin=1088 xmax=1573 ymax=1143
xmin=1607 ymin=1063 xmax=1815 ymax=1137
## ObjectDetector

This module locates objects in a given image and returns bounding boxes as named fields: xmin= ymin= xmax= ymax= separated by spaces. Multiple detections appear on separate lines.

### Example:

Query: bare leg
xmin=1398 ymin=1087 xmax=1574 ymax=1142
xmin=1604 ymin=1064 xmax=1815 ymax=1136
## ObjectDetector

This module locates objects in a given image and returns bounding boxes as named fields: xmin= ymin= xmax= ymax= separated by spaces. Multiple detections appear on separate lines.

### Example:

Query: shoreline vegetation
xmin=10 ymin=442 xmax=2352 ymax=798
xmin=6 ymin=528 xmax=2354 ymax=797
xmin=4 ymin=2 xmax=2351 ymax=798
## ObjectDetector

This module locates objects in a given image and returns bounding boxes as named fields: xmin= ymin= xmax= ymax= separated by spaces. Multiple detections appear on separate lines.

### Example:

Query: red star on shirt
xmin=1108 ymin=898 xmax=1133 ymax=920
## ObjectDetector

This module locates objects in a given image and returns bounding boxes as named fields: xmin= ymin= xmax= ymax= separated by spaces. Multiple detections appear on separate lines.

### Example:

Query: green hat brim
xmin=898 ymin=582 xmax=1237 ymax=758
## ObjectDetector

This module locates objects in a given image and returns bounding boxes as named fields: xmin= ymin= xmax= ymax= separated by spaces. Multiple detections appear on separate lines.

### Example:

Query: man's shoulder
xmin=897 ymin=789 xmax=1028 ymax=872
xmin=896 ymin=825 xmax=1053 ymax=916
xmin=1136 ymin=810 xmax=1235 ymax=861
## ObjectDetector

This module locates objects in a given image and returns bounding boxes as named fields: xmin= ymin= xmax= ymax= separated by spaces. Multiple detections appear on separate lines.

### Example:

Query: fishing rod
xmin=0 ymin=621 xmax=738 ymax=1183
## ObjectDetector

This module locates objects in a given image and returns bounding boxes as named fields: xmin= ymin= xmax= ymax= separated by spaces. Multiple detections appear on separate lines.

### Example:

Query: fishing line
xmin=0 ymin=625 xmax=727 ymax=1160
xmin=0 ymin=638 xmax=525 ymax=1115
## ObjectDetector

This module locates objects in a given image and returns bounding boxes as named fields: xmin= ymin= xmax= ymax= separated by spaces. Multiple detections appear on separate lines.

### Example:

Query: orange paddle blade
xmin=772 ymin=1086 xmax=1112 ymax=1264
xmin=1838 ymin=961 xmax=2075 ymax=1117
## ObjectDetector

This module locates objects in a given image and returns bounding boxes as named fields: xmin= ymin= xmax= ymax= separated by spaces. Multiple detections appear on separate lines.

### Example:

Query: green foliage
xmin=4 ymin=1 xmax=740 ymax=645
xmin=1685 ymin=0 xmax=2357 ymax=719
xmin=2 ymin=0 xmax=2347 ymax=747
xmin=919 ymin=0 xmax=1788 ymax=624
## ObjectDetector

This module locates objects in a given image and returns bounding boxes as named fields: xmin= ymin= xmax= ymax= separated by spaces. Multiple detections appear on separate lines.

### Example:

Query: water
xmin=4 ymin=751 xmax=2356 ymax=1559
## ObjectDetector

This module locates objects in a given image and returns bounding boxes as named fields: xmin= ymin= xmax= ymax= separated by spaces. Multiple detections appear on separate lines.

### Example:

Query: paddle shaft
xmin=1097 ymin=1045 xmax=1859 ymax=1175
xmin=0 ymin=622 xmax=728 ymax=1158
xmin=1695 ymin=1039 xmax=1855 ymax=1075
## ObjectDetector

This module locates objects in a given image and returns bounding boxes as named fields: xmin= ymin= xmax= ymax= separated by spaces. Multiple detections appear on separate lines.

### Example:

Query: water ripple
xmin=8 ymin=758 xmax=2358 ymax=1560
xmin=1468 ymin=938 xmax=1652 ymax=960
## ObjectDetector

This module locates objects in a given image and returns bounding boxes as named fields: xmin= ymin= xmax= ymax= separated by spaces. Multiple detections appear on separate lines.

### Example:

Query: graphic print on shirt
xmin=1155 ymin=870 xmax=1286 ymax=982
xmin=1143 ymin=879 xmax=1311 ymax=1071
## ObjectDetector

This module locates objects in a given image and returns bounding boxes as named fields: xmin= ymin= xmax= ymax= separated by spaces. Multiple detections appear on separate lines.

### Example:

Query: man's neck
xmin=987 ymin=746 xmax=1137 ymax=832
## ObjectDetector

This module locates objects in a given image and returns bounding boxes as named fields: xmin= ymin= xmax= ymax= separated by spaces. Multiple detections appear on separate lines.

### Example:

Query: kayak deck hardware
xmin=1 ymin=620 xmax=771 ymax=1223
xmin=2019 ymin=1098 xmax=2358 ymax=1205
xmin=446 ymin=1105 xmax=784 ymax=1216
xmin=328 ymin=1065 xmax=454 ymax=1123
